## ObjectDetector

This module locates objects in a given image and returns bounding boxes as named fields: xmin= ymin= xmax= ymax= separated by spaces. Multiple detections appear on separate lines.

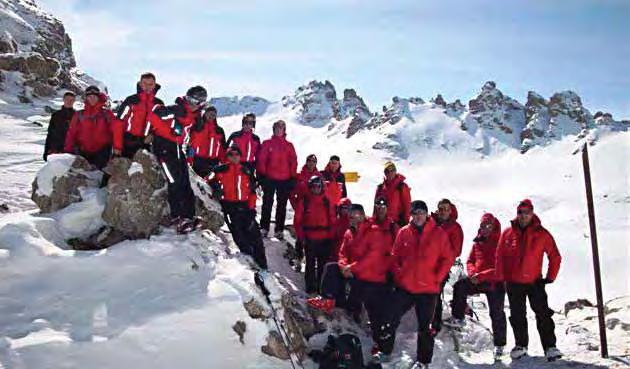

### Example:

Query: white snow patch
xmin=34 ymin=153 xmax=77 ymax=196
xmin=128 ymin=162 xmax=144 ymax=176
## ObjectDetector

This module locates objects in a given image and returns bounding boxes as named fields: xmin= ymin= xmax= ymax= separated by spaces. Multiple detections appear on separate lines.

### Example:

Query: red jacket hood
xmin=474 ymin=213 xmax=501 ymax=243
xmin=300 ymin=165 xmax=320 ymax=177
xmin=432 ymin=203 xmax=459 ymax=223
xmin=324 ymin=162 xmax=342 ymax=173
xmin=383 ymin=173 xmax=406 ymax=186
xmin=84 ymin=93 xmax=108 ymax=114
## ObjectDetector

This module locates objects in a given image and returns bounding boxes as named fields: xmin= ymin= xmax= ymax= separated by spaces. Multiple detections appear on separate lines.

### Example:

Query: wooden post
xmin=581 ymin=143 xmax=608 ymax=358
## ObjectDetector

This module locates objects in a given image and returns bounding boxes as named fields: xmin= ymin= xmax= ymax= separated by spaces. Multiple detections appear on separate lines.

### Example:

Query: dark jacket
xmin=44 ymin=106 xmax=75 ymax=160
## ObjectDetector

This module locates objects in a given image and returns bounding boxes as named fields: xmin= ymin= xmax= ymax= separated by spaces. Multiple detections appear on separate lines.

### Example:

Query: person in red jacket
xmin=257 ymin=120 xmax=298 ymax=239
xmin=147 ymin=86 xmax=206 ymax=232
xmin=444 ymin=213 xmax=507 ymax=360
xmin=115 ymin=72 xmax=164 ymax=158
xmin=330 ymin=197 xmax=352 ymax=261
xmin=321 ymin=155 xmax=347 ymax=207
xmin=226 ymin=113 xmax=260 ymax=173
xmin=496 ymin=199 xmax=562 ymax=361
xmin=188 ymin=106 xmax=226 ymax=178
xmin=64 ymin=85 xmax=119 ymax=169
xmin=385 ymin=200 xmax=454 ymax=367
xmin=430 ymin=198 xmax=464 ymax=333
xmin=293 ymin=175 xmax=336 ymax=294
xmin=208 ymin=145 xmax=267 ymax=269
xmin=289 ymin=154 xmax=321 ymax=208
xmin=374 ymin=161 xmax=411 ymax=227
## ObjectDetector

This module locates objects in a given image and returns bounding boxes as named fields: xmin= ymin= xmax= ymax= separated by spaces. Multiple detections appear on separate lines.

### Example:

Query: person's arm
xmin=435 ymin=231 xmax=455 ymax=282
xmin=147 ymin=105 xmax=176 ymax=138
xmin=108 ymin=110 xmax=123 ymax=154
xmin=289 ymin=143 xmax=298 ymax=178
xmin=466 ymin=244 xmax=477 ymax=277
xmin=494 ymin=231 xmax=507 ymax=282
xmin=293 ymin=199 xmax=305 ymax=241
xmin=63 ymin=112 xmax=79 ymax=153
xmin=43 ymin=112 xmax=57 ymax=160
xmin=256 ymin=140 xmax=268 ymax=177
xmin=401 ymin=183 xmax=411 ymax=224
xmin=340 ymin=173 xmax=348 ymax=198
xmin=337 ymin=231 xmax=354 ymax=268
xmin=451 ymin=224 xmax=464 ymax=258
xmin=544 ymin=230 xmax=562 ymax=282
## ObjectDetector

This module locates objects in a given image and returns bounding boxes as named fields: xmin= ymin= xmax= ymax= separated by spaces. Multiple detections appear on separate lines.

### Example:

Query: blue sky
xmin=39 ymin=0 xmax=630 ymax=118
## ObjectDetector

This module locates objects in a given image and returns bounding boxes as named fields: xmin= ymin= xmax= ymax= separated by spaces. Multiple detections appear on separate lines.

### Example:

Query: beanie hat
xmin=349 ymin=204 xmax=365 ymax=213
xmin=384 ymin=161 xmax=396 ymax=172
xmin=517 ymin=199 xmax=534 ymax=212
xmin=329 ymin=155 xmax=340 ymax=162
xmin=410 ymin=200 xmax=428 ymax=214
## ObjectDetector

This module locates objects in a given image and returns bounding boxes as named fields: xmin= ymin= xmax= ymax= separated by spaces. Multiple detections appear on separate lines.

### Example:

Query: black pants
xmin=451 ymin=278 xmax=507 ymax=346
xmin=431 ymin=276 xmax=449 ymax=332
xmin=221 ymin=201 xmax=268 ymax=270
xmin=320 ymin=262 xmax=392 ymax=351
xmin=122 ymin=132 xmax=150 ymax=159
xmin=506 ymin=281 xmax=557 ymax=350
xmin=80 ymin=147 xmax=111 ymax=170
xmin=260 ymin=179 xmax=293 ymax=233
xmin=153 ymin=137 xmax=195 ymax=219
xmin=304 ymin=238 xmax=333 ymax=294
xmin=192 ymin=157 xmax=220 ymax=178
xmin=386 ymin=289 xmax=438 ymax=364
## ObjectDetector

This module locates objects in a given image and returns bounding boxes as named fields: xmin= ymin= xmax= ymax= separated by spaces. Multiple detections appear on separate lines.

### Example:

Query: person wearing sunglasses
xmin=496 ymin=199 xmax=562 ymax=362
xmin=374 ymin=161 xmax=412 ymax=227
xmin=226 ymin=113 xmax=261 ymax=174
xmin=147 ymin=85 xmax=207 ymax=233
xmin=384 ymin=200 xmax=454 ymax=369
xmin=444 ymin=213 xmax=507 ymax=361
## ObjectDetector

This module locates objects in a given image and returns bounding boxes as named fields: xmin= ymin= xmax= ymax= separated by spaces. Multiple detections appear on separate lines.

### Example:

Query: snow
xmin=128 ymin=162 xmax=144 ymax=176
xmin=34 ymin=153 xmax=76 ymax=196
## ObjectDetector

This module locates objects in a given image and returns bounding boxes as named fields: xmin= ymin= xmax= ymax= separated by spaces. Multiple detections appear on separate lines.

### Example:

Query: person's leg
xmin=244 ymin=209 xmax=267 ymax=269
xmin=154 ymin=141 xmax=181 ymax=218
xmin=415 ymin=293 xmax=439 ymax=364
xmin=274 ymin=181 xmax=291 ymax=233
xmin=380 ymin=288 xmax=415 ymax=355
xmin=122 ymin=133 xmax=142 ymax=159
xmin=363 ymin=282 xmax=393 ymax=353
xmin=451 ymin=278 xmax=477 ymax=320
xmin=431 ymin=276 xmax=448 ymax=332
xmin=175 ymin=152 xmax=195 ymax=219
xmin=304 ymin=240 xmax=317 ymax=294
xmin=507 ymin=283 xmax=529 ymax=348
xmin=346 ymin=278 xmax=367 ymax=320
xmin=315 ymin=240 xmax=333 ymax=294
xmin=320 ymin=262 xmax=346 ymax=305
xmin=486 ymin=284 xmax=507 ymax=347
xmin=192 ymin=157 xmax=212 ymax=178
xmin=259 ymin=181 xmax=275 ymax=232
xmin=528 ymin=281 xmax=557 ymax=351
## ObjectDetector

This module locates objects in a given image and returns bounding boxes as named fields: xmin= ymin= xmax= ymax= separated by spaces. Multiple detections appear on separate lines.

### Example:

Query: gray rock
xmin=243 ymin=298 xmax=269 ymax=320
xmin=564 ymin=299 xmax=594 ymax=316
xmin=261 ymin=330 xmax=290 ymax=360
xmin=0 ymin=31 xmax=17 ymax=53
xmin=190 ymin=173 xmax=225 ymax=232
xmin=232 ymin=320 xmax=247 ymax=344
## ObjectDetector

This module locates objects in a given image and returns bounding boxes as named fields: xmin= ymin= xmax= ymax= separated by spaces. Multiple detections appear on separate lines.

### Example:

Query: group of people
xmin=43 ymin=73 xmax=564 ymax=369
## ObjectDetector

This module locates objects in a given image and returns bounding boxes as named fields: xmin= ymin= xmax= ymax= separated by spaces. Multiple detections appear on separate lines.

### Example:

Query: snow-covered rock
xmin=31 ymin=154 xmax=102 ymax=213
xmin=209 ymin=95 xmax=270 ymax=117
xmin=340 ymin=88 xmax=371 ymax=138
xmin=282 ymin=80 xmax=341 ymax=127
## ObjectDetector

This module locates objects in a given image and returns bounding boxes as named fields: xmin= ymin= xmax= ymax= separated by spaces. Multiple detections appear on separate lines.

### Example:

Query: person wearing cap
xmin=226 ymin=113 xmax=261 ymax=173
xmin=289 ymin=154 xmax=321 ymax=209
xmin=496 ymin=199 xmax=562 ymax=361
xmin=375 ymin=161 xmax=411 ymax=227
xmin=321 ymin=155 xmax=347 ymax=207
xmin=147 ymin=86 xmax=207 ymax=231
xmin=64 ymin=85 xmax=119 ymax=169
xmin=443 ymin=213 xmax=507 ymax=360
xmin=115 ymin=72 xmax=164 ymax=158
xmin=293 ymin=175 xmax=336 ymax=294
xmin=208 ymin=144 xmax=267 ymax=269
xmin=44 ymin=91 xmax=75 ymax=161
xmin=257 ymin=120 xmax=298 ymax=239
xmin=430 ymin=198 xmax=464 ymax=333
xmin=330 ymin=197 xmax=353 ymax=262
xmin=188 ymin=106 xmax=226 ymax=178
xmin=385 ymin=200 xmax=454 ymax=368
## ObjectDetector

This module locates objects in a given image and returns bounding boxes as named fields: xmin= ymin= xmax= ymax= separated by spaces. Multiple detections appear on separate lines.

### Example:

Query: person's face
xmin=243 ymin=117 xmax=255 ymax=132
xmin=349 ymin=210 xmax=365 ymax=227
xmin=85 ymin=94 xmax=98 ymax=106
xmin=62 ymin=95 xmax=75 ymax=108
xmin=385 ymin=167 xmax=396 ymax=181
xmin=310 ymin=182 xmax=323 ymax=195
xmin=517 ymin=208 xmax=533 ymax=228
xmin=438 ymin=203 xmax=452 ymax=222
xmin=339 ymin=206 xmax=349 ymax=217
xmin=480 ymin=221 xmax=494 ymax=237
xmin=227 ymin=152 xmax=240 ymax=164
xmin=375 ymin=203 xmax=388 ymax=220
xmin=328 ymin=160 xmax=340 ymax=172
xmin=140 ymin=77 xmax=156 ymax=94
xmin=273 ymin=123 xmax=286 ymax=136
xmin=205 ymin=110 xmax=217 ymax=121
xmin=306 ymin=157 xmax=317 ymax=170
xmin=411 ymin=209 xmax=428 ymax=227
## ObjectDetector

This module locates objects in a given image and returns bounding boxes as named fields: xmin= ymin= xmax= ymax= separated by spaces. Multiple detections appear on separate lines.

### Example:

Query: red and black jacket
xmin=116 ymin=83 xmax=164 ymax=140
xmin=256 ymin=135 xmax=298 ymax=181
xmin=209 ymin=162 xmax=257 ymax=209
xmin=64 ymin=93 xmax=118 ymax=154
xmin=226 ymin=130 xmax=261 ymax=164
xmin=321 ymin=164 xmax=347 ymax=207
xmin=293 ymin=191 xmax=336 ymax=241
xmin=432 ymin=203 xmax=464 ymax=258
xmin=289 ymin=165 xmax=321 ymax=209
xmin=375 ymin=173 xmax=411 ymax=226
xmin=147 ymin=97 xmax=198 ymax=145
xmin=189 ymin=118 xmax=227 ymax=160
xmin=466 ymin=213 xmax=502 ymax=283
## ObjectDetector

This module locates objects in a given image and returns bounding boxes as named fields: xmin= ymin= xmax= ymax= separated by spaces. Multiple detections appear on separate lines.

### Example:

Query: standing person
xmin=188 ymin=106 xmax=226 ymax=178
xmin=44 ymin=91 xmax=76 ymax=161
xmin=385 ymin=200 xmax=454 ymax=369
xmin=293 ymin=176 xmax=336 ymax=294
xmin=257 ymin=120 xmax=298 ymax=239
xmin=374 ymin=161 xmax=411 ymax=227
xmin=116 ymin=72 xmax=164 ymax=158
xmin=496 ymin=199 xmax=562 ymax=361
xmin=321 ymin=155 xmax=347 ymax=207
xmin=147 ymin=86 xmax=207 ymax=232
xmin=431 ymin=198 xmax=464 ymax=333
xmin=444 ymin=213 xmax=507 ymax=360
xmin=64 ymin=85 xmax=120 ymax=169
xmin=226 ymin=113 xmax=260 ymax=173
xmin=209 ymin=145 xmax=267 ymax=269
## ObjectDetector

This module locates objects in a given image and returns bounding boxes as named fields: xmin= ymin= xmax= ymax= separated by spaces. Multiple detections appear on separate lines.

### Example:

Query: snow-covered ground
xmin=0 ymin=100 xmax=628 ymax=369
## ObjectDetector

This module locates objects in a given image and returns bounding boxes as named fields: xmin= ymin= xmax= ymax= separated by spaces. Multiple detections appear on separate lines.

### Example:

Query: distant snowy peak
xmin=209 ymin=95 xmax=270 ymax=117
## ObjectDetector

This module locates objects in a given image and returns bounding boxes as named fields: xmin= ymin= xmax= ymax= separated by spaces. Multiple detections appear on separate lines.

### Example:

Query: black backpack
xmin=318 ymin=334 xmax=364 ymax=369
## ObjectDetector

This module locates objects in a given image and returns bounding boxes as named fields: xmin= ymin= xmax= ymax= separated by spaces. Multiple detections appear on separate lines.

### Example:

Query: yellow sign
xmin=344 ymin=172 xmax=361 ymax=183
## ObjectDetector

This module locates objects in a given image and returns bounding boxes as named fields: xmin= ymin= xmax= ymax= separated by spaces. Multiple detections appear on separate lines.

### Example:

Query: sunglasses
xmin=187 ymin=96 xmax=206 ymax=106
xmin=244 ymin=120 xmax=256 ymax=125
xmin=411 ymin=209 xmax=427 ymax=215
xmin=517 ymin=209 xmax=532 ymax=215
xmin=481 ymin=223 xmax=494 ymax=230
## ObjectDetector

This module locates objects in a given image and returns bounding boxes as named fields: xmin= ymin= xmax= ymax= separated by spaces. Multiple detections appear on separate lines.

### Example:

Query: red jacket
xmin=293 ymin=191 xmax=336 ymax=241
xmin=290 ymin=165 xmax=321 ymax=209
xmin=209 ymin=162 xmax=257 ymax=209
xmin=321 ymin=164 xmax=347 ymax=207
xmin=495 ymin=215 xmax=562 ymax=284
xmin=390 ymin=218 xmax=454 ymax=294
xmin=147 ymin=97 xmax=198 ymax=145
xmin=256 ymin=135 xmax=298 ymax=181
xmin=330 ymin=214 xmax=351 ymax=260
xmin=116 ymin=83 xmax=164 ymax=139
xmin=227 ymin=130 xmax=261 ymax=164
xmin=189 ymin=118 xmax=226 ymax=160
xmin=339 ymin=217 xmax=399 ymax=283
xmin=64 ymin=93 xmax=118 ymax=154
xmin=375 ymin=174 xmax=411 ymax=225
xmin=432 ymin=203 xmax=464 ymax=258
xmin=466 ymin=214 xmax=502 ymax=283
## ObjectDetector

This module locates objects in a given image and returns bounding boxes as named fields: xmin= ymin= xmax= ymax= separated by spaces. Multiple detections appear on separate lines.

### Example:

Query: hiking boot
xmin=443 ymin=317 xmax=466 ymax=329
xmin=545 ymin=347 xmax=562 ymax=362
xmin=177 ymin=218 xmax=199 ymax=234
xmin=261 ymin=228 xmax=269 ymax=238
xmin=167 ymin=216 xmax=183 ymax=227
xmin=371 ymin=345 xmax=391 ymax=363
xmin=410 ymin=362 xmax=429 ymax=369
xmin=493 ymin=346 xmax=505 ymax=361
xmin=510 ymin=346 xmax=527 ymax=360
xmin=306 ymin=296 xmax=335 ymax=314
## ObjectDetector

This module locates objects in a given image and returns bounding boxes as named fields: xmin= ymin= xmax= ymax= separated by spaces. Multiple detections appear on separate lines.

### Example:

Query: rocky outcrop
xmin=282 ymin=80 xmax=341 ymax=127
xmin=467 ymin=81 xmax=526 ymax=138
xmin=31 ymin=154 xmax=102 ymax=213
xmin=341 ymin=89 xmax=372 ymax=138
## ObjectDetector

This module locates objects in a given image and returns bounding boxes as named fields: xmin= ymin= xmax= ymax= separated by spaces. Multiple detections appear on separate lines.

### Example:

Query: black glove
xmin=537 ymin=277 xmax=553 ymax=285
xmin=385 ymin=271 xmax=395 ymax=288
xmin=257 ymin=175 xmax=267 ymax=188
xmin=287 ymin=178 xmax=297 ymax=191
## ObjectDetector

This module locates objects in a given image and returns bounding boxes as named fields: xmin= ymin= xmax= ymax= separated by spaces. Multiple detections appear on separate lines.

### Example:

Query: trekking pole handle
xmin=254 ymin=271 xmax=271 ymax=297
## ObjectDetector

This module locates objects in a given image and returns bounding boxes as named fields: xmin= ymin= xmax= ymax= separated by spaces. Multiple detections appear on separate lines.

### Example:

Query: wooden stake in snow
xmin=581 ymin=143 xmax=608 ymax=358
